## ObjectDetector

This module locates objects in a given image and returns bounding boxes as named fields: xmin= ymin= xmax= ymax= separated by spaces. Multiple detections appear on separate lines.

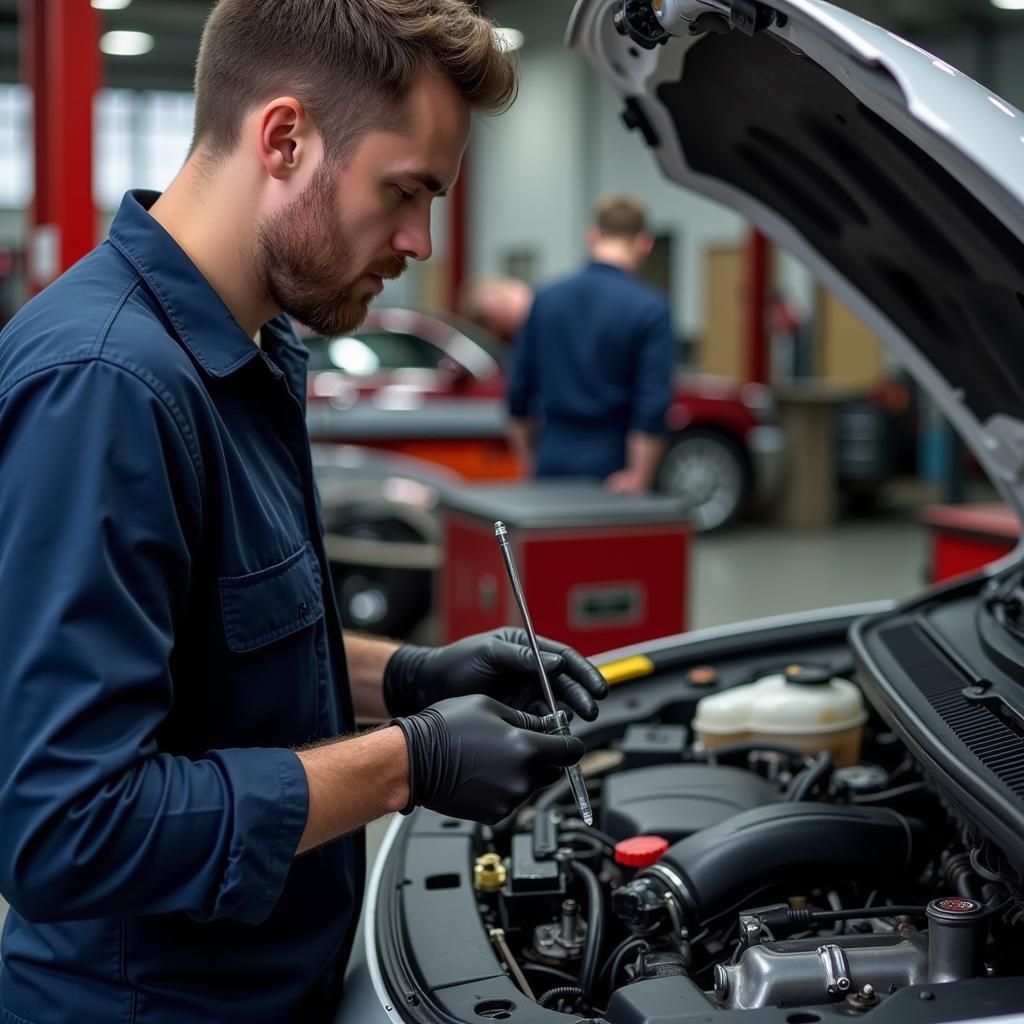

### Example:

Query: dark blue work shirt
xmin=506 ymin=261 xmax=674 ymax=479
xmin=0 ymin=191 xmax=362 ymax=1024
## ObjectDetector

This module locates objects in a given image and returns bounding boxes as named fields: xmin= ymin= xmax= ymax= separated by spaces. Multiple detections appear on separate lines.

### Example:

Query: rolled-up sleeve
xmin=0 ymin=358 xmax=308 ymax=926
xmin=630 ymin=301 xmax=675 ymax=435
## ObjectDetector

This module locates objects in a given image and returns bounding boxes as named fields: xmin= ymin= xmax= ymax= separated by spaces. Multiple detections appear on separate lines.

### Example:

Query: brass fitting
xmin=474 ymin=853 xmax=507 ymax=892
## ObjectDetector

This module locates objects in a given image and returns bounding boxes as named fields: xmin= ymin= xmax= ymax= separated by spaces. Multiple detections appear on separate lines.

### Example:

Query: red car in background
xmin=304 ymin=307 xmax=785 ymax=532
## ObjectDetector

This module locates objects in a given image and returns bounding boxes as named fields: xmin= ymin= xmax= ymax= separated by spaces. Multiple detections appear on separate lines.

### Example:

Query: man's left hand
xmin=382 ymin=628 xmax=609 ymax=720
xmin=604 ymin=468 xmax=648 ymax=495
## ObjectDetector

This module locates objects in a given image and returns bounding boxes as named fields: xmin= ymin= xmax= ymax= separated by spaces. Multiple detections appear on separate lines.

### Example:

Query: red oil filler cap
xmin=615 ymin=835 xmax=670 ymax=868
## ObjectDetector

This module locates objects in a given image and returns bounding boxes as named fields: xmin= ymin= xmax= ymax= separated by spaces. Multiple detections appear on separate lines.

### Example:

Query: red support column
xmin=22 ymin=0 xmax=100 ymax=296
xmin=446 ymin=147 xmax=469 ymax=313
xmin=745 ymin=228 xmax=770 ymax=384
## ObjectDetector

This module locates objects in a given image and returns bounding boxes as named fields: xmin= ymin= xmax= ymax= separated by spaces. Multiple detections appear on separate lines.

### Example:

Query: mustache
xmin=366 ymin=255 xmax=408 ymax=280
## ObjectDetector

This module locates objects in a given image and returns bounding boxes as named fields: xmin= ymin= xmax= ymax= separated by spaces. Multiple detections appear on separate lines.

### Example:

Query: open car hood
xmin=569 ymin=0 xmax=1024 ymax=533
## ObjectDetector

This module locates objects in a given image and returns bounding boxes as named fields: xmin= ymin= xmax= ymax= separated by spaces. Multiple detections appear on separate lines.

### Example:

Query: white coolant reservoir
xmin=693 ymin=664 xmax=868 ymax=767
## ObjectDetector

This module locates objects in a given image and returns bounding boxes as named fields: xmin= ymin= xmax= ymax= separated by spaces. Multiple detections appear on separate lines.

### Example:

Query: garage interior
xmin=2 ymin=0 xmax=1024 ymax=997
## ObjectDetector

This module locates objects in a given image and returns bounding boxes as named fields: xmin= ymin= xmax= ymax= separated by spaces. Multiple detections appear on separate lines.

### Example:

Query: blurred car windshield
xmin=304 ymin=331 xmax=447 ymax=376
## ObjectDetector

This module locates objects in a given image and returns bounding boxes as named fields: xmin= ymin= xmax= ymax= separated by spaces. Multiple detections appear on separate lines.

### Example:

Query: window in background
xmin=0 ymin=85 xmax=32 ymax=209
xmin=95 ymin=89 xmax=135 ymax=211
xmin=0 ymin=87 xmax=197 ymax=213
xmin=94 ymin=90 xmax=195 ymax=210
xmin=141 ymin=91 xmax=195 ymax=193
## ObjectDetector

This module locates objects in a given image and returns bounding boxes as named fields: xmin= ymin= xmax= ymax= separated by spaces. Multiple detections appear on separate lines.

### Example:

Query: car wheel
xmin=327 ymin=517 xmax=432 ymax=639
xmin=655 ymin=428 xmax=749 ymax=531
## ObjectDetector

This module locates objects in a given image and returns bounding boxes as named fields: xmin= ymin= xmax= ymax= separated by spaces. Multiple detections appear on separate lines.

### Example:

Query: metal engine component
xmin=926 ymin=897 xmax=989 ymax=983
xmin=533 ymin=899 xmax=588 ymax=962
xmin=818 ymin=943 xmax=852 ymax=997
xmin=846 ymin=983 xmax=880 ymax=1013
xmin=713 ymin=933 xmax=929 ymax=1010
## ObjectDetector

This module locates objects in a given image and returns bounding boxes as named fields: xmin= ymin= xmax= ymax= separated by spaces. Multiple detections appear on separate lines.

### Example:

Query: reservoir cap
xmin=615 ymin=835 xmax=670 ymax=868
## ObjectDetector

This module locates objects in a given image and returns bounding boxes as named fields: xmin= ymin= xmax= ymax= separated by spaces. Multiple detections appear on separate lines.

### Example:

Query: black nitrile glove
xmin=392 ymin=694 xmax=585 ymax=824
xmin=383 ymin=628 xmax=609 ymax=720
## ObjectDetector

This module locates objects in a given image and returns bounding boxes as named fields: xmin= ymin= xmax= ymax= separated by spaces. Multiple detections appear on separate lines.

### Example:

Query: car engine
xmin=467 ymin=683 xmax=1024 ymax=1020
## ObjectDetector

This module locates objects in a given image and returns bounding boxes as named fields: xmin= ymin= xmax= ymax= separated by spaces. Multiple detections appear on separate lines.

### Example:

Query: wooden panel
xmin=818 ymin=290 xmax=885 ymax=389
xmin=701 ymin=245 xmax=747 ymax=380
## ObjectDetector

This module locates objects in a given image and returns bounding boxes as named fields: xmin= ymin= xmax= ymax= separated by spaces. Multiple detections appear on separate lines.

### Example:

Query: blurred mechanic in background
xmin=506 ymin=195 xmax=675 ymax=494
xmin=0 ymin=2 xmax=607 ymax=1023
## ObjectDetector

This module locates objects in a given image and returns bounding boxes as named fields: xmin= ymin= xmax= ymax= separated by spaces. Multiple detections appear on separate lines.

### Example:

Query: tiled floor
xmin=0 ymin=501 xmax=958 ymax=935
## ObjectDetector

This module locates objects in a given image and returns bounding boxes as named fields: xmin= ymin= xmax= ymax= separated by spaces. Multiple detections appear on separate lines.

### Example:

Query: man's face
xmin=255 ymin=70 xmax=470 ymax=336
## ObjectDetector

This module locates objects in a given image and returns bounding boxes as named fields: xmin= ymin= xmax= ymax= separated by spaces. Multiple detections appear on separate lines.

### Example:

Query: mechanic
xmin=506 ymin=195 xmax=675 ymax=494
xmin=0 ymin=3 xmax=608 ymax=1023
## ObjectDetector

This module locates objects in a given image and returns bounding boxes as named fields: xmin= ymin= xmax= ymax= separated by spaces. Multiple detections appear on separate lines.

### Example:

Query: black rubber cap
xmin=784 ymin=663 xmax=833 ymax=687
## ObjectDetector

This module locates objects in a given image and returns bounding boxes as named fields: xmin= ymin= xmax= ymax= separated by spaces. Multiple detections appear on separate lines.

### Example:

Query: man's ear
xmin=257 ymin=97 xmax=318 ymax=181
xmin=635 ymin=232 xmax=655 ymax=259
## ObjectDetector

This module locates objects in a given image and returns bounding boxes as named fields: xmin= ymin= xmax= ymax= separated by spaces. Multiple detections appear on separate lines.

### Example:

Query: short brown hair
xmin=191 ymin=0 xmax=518 ymax=163
xmin=593 ymin=195 xmax=649 ymax=240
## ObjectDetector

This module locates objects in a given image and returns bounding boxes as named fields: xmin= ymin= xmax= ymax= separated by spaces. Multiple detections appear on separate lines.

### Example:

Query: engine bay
xmin=373 ymin=594 xmax=1024 ymax=1023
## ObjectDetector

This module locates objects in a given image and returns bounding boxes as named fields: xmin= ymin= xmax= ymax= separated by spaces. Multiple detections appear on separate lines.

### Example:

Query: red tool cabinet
xmin=919 ymin=502 xmax=1019 ymax=583
xmin=439 ymin=482 xmax=690 ymax=656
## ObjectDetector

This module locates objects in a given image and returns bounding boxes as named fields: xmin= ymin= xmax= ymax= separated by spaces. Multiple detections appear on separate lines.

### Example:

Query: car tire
xmin=655 ymin=428 xmax=749 ymax=532
xmin=326 ymin=516 xmax=432 ymax=639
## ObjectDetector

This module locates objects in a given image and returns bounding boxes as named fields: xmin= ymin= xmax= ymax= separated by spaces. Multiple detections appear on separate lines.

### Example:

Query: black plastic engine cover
xmin=601 ymin=764 xmax=780 ymax=843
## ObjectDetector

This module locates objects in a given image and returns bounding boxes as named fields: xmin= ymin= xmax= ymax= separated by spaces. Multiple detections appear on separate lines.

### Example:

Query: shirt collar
xmin=108 ymin=189 xmax=301 ymax=378
xmin=588 ymin=260 xmax=628 ymax=276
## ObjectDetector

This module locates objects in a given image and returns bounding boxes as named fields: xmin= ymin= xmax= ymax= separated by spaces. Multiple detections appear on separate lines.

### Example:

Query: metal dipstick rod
xmin=494 ymin=521 xmax=594 ymax=826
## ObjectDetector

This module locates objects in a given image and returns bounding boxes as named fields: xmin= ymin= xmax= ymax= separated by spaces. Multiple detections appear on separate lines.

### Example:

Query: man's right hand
xmin=393 ymin=694 xmax=584 ymax=825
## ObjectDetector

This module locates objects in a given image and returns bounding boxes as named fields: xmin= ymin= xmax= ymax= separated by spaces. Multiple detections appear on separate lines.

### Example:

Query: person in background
xmin=506 ymin=195 xmax=675 ymax=494
xmin=459 ymin=273 xmax=533 ymax=344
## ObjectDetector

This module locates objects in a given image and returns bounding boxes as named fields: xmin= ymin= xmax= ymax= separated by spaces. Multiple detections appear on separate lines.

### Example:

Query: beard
xmin=255 ymin=161 xmax=407 ymax=336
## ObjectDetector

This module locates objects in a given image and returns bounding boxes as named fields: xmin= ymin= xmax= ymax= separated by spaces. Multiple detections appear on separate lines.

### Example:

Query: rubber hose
xmin=787 ymin=752 xmax=833 ymax=802
xmin=521 ymin=963 xmax=577 ymax=986
xmin=642 ymin=803 xmax=921 ymax=925
xmin=537 ymin=985 xmax=584 ymax=1009
xmin=573 ymin=860 xmax=605 ymax=996
xmin=559 ymin=828 xmax=617 ymax=853
xmin=609 ymin=939 xmax=648 ymax=990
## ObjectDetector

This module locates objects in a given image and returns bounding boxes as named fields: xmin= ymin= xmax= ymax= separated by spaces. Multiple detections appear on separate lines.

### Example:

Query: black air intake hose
xmin=636 ymin=803 xmax=921 ymax=926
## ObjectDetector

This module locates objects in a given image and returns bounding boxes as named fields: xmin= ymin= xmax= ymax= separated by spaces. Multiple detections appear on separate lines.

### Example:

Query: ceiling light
xmin=92 ymin=0 xmax=133 ymax=9
xmin=992 ymin=0 xmax=1024 ymax=9
xmin=493 ymin=26 xmax=524 ymax=52
xmin=100 ymin=30 xmax=154 ymax=56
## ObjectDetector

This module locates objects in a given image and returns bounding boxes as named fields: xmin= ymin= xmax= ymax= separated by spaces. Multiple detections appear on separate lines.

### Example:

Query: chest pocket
xmin=219 ymin=543 xmax=324 ymax=653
